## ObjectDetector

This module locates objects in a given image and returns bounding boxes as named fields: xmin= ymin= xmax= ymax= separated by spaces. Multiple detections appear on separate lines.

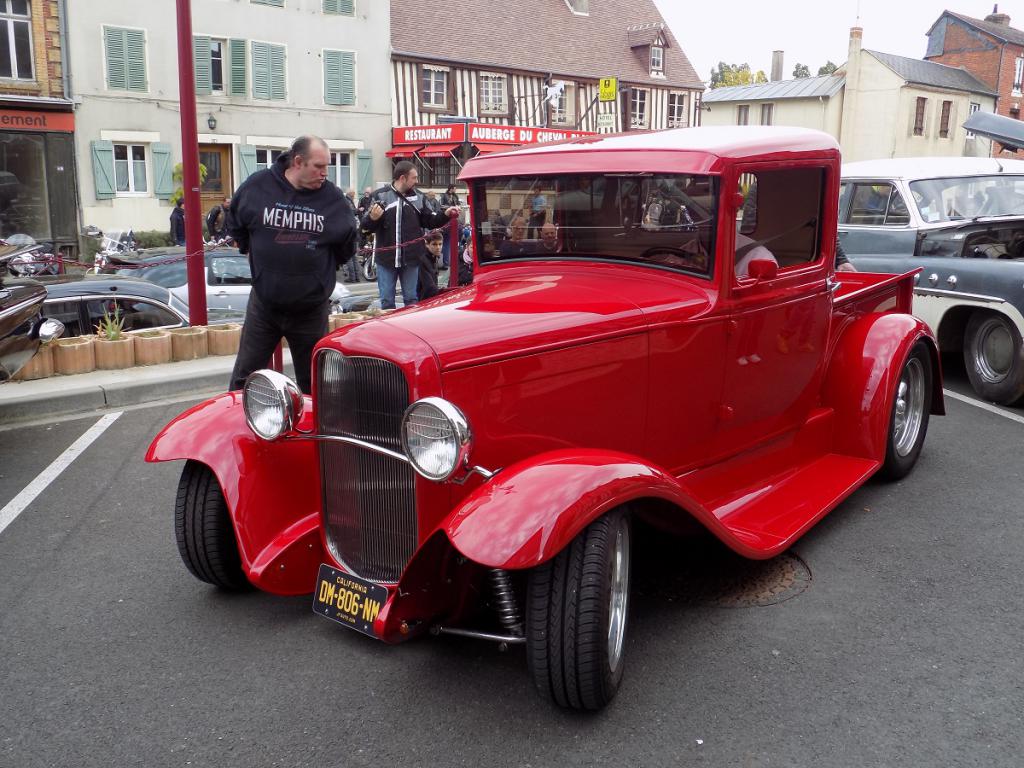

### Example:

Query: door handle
xmin=216 ymin=290 xmax=228 ymax=296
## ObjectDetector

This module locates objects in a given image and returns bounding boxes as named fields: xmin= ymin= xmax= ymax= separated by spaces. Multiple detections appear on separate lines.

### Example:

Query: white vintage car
xmin=839 ymin=156 xmax=1024 ymax=405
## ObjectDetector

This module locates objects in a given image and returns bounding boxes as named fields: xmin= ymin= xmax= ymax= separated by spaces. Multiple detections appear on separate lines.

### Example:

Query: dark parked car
xmin=0 ymin=277 xmax=63 ymax=381
xmin=839 ymin=157 xmax=1024 ymax=404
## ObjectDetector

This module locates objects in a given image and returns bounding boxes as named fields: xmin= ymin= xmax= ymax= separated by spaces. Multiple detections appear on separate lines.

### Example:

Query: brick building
xmin=925 ymin=7 xmax=1024 ymax=154
xmin=0 ymin=0 xmax=77 ymax=256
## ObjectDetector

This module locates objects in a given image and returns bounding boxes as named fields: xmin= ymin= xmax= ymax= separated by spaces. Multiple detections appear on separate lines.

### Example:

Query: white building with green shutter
xmin=66 ymin=0 xmax=391 ymax=234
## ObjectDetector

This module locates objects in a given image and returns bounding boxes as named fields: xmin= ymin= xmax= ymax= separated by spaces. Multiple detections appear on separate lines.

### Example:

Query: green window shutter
xmin=323 ymin=0 xmax=354 ymax=14
xmin=152 ymin=143 xmax=174 ymax=200
xmin=104 ymin=27 xmax=127 ymax=90
xmin=229 ymin=39 xmax=247 ymax=96
xmin=356 ymin=149 xmax=373 ymax=192
xmin=193 ymin=36 xmax=212 ymax=95
xmin=270 ymin=44 xmax=286 ymax=100
xmin=124 ymin=29 xmax=147 ymax=92
xmin=239 ymin=144 xmax=258 ymax=182
xmin=251 ymin=42 xmax=270 ymax=99
xmin=252 ymin=0 xmax=284 ymax=6
xmin=91 ymin=140 xmax=116 ymax=200
xmin=324 ymin=50 xmax=355 ymax=106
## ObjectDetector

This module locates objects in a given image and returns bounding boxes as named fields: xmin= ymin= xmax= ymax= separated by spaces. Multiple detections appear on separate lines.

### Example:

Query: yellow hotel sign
xmin=599 ymin=77 xmax=618 ymax=102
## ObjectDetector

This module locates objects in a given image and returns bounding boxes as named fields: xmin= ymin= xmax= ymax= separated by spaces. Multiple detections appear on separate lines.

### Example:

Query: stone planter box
xmin=53 ymin=336 xmax=96 ymax=376
xmin=170 ymin=327 xmax=208 ymax=361
xmin=328 ymin=312 xmax=363 ymax=331
xmin=94 ymin=336 xmax=136 ymax=370
xmin=206 ymin=323 xmax=241 ymax=356
xmin=12 ymin=345 xmax=54 ymax=381
xmin=131 ymin=330 xmax=172 ymax=366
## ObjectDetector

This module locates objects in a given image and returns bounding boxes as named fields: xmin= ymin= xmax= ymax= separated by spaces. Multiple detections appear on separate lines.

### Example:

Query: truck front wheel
xmin=881 ymin=342 xmax=933 ymax=480
xmin=964 ymin=311 xmax=1024 ymax=405
xmin=174 ymin=460 xmax=250 ymax=590
xmin=526 ymin=507 xmax=631 ymax=710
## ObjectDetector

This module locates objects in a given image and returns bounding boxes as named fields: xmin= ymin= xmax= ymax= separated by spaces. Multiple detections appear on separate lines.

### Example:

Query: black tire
xmin=880 ymin=342 xmax=933 ymax=480
xmin=362 ymin=254 xmax=376 ymax=281
xmin=963 ymin=311 xmax=1024 ymax=405
xmin=174 ymin=460 xmax=250 ymax=590
xmin=526 ymin=507 xmax=631 ymax=710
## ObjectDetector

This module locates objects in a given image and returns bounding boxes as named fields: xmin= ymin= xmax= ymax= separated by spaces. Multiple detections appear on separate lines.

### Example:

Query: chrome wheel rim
xmin=893 ymin=357 xmax=926 ymax=457
xmin=607 ymin=522 xmax=631 ymax=673
xmin=973 ymin=318 xmax=1014 ymax=384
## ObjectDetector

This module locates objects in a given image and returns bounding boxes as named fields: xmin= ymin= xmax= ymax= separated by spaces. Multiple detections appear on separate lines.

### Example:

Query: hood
xmin=380 ymin=265 xmax=713 ymax=370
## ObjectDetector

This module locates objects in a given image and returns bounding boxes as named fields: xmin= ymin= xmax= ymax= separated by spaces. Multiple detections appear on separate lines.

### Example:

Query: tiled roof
xmin=626 ymin=22 xmax=665 ymax=49
xmin=701 ymin=74 xmax=845 ymax=103
xmin=934 ymin=11 xmax=1024 ymax=47
xmin=390 ymin=0 xmax=703 ymax=89
xmin=867 ymin=49 xmax=998 ymax=96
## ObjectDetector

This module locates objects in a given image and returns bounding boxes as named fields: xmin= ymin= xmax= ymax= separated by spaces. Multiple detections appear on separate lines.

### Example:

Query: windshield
xmin=472 ymin=173 xmax=718 ymax=276
xmin=909 ymin=175 xmax=1024 ymax=222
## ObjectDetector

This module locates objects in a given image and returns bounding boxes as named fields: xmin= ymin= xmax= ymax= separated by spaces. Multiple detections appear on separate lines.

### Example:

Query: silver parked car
xmin=839 ymin=157 xmax=1024 ymax=405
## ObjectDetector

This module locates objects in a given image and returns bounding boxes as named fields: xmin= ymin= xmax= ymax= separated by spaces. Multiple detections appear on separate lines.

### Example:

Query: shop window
xmin=255 ymin=147 xmax=283 ymax=172
xmin=421 ymin=66 xmax=448 ymax=109
xmin=0 ymin=0 xmax=32 ymax=80
xmin=630 ymin=88 xmax=649 ymax=129
xmin=330 ymin=152 xmax=351 ymax=190
xmin=113 ymin=143 xmax=147 ymax=194
xmin=0 ymin=132 xmax=51 ymax=239
xmin=667 ymin=93 xmax=687 ymax=128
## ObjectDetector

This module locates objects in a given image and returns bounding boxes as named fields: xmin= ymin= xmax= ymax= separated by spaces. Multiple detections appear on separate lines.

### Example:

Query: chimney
xmin=771 ymin=51 xmax=784 ymax=82
xmin=849 ymin=26 xmax=863 ymax=56
xmin=985 ymin=4 xmax=1010 ymax=25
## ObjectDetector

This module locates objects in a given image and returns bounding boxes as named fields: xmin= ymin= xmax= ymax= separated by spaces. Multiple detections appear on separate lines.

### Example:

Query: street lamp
xmin=207 ymin=114 xmax=217 ymax=131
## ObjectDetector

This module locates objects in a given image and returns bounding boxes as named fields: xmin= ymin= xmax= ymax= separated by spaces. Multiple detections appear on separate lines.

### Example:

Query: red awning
xmin=386 ymin=145 xmax=421 ymax=158
xmin=417 ymin=143 xmax=461 ymax=158
xmin=472 ymin=143 xmax=510 ymax=154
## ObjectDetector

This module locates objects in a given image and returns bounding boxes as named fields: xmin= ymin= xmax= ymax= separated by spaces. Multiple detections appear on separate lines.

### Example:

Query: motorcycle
xmin=83 ymin=225 xmax=137 ymax=273
xmin=0 ymin=235 xmax=60 ymax=277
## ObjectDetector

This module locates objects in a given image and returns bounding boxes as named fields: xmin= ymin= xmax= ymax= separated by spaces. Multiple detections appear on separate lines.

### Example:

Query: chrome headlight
xmin=401 ymin=397 xmax=471 ymax=481
xmin=243 ymin=370 xmax=303 ymax=441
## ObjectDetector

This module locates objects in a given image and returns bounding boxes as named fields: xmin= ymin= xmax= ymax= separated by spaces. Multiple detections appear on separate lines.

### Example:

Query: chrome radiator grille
xmin=316 ymin=350 xmax=417 ymax=583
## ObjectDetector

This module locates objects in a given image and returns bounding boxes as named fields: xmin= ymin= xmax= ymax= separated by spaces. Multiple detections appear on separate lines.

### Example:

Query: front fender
xmin=824 ymin=312 xmax=944 ymax=461
xmin=146 ymin=393 xmax=325 ymax=595
xmin=442 ymin=449 xmax=767 ymax=569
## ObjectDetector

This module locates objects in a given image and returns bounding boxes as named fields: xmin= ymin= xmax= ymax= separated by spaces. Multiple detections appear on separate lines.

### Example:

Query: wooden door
xmin=199 ymin=145 xmax=232 ymax=220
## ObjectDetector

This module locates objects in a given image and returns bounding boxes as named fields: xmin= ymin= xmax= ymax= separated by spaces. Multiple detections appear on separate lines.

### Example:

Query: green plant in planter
xmin=95 ymin=305 xmax=125 ymax=340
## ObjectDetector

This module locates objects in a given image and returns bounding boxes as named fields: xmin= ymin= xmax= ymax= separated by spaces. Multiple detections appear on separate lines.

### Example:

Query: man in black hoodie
xmin=226 ymin=135 xmax=356 ymax=394
xmin=362 ymin=161 xmax=458 ymax=309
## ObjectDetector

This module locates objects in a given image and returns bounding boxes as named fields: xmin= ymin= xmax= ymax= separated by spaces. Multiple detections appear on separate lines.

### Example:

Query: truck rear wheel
xmin=526 ymin=507 xmax=631 ymax=710
xmin=881 ymin=342 xmax=932 ymax=480
xmin=964 ymin=311 xmax=1024 ymax=405
xmin=174 ymin=460 xmax=250 ymax=590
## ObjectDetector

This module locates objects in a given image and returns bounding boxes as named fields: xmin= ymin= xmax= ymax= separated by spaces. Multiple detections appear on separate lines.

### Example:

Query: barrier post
xmin=448 ymin=214 xmax=460 ymax=287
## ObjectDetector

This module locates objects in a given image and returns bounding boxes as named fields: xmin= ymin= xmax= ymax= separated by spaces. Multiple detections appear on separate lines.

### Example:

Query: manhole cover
xmin=635 ymin=536 xmax=812 ymax=608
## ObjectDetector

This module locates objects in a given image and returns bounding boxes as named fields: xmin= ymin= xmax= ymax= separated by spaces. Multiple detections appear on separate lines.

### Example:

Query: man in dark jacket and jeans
xmin=362 ymin=161 xmax=458 ymax=309
xmin=226 ymin=135 xmax=356 ymax=394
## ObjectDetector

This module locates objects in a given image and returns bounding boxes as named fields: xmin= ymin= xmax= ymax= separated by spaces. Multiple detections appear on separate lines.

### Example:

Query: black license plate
xmin=312 ymin=563 xmax=389 ymax=638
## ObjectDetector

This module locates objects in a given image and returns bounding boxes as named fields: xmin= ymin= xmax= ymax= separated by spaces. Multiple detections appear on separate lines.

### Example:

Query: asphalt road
xmin=1 ymin=367 xmax=1022 ymax=768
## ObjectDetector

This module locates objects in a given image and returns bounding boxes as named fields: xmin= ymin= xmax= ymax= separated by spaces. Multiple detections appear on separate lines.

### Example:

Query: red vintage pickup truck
xmin=148 ymin=127 xmax=943 ymax=710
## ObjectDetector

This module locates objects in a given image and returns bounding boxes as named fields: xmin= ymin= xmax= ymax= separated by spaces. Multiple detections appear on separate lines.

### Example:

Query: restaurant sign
xmin=392 ymin=122 xmax=595 ymax=147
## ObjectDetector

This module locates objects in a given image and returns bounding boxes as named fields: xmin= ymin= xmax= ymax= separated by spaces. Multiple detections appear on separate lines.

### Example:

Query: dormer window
xmin=650 ymin=45 xmax=664 ymax=74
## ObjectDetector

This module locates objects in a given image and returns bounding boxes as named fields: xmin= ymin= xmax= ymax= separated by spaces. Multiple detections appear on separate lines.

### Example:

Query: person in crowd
xmin=205 ymin=197 xmax=231 ymax=241
xmin=458 ymin=238 xmax=475 ymax=286
xmin=362 ymin=161 xmax=459 ymax=310
xmin=419 ymin=230 xmax=444 ymax=301
xmin=357 ymin=187 xmax=374 ymax=217
xmin=498 ymin=215 xmax=530 ymax=257
xmin=170 ymin=199 xmax=186 ymax=246
xmin=538 ymin=222 xmax=559 ymax=253
xmin=425 ymin=190 xmax=442 ymax=215
xmin=527 ymin=186 xmax=547 ymax=239
xmin=441 ymin=184 xmax=461 ymax=208
xmin=226 ymin=134 xmax=356 ymax=394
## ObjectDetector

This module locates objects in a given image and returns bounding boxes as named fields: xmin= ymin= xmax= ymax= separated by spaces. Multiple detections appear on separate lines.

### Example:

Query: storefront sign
xmin=390 ymin=122 xmax=598 ymax=155
xmin=392 ymin=123 xmax=466 ymax=145
xmin=466 ymin=123 xmax=596 ymax=145
xmin=599 ymin=78 xmax=619 ymax=102
xmin=0 ymin=109 xmax=74 ymax=133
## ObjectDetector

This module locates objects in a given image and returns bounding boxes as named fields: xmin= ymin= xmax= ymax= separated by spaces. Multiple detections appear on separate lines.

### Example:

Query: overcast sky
xmin=652 ymin=1 xmax=1024 ymax=85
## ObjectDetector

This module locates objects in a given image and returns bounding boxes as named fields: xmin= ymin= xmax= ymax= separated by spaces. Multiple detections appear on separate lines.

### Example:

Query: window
xmin=87 ymin=298 xmax=181 ymax=332
xmin=323 ymin=49 xmax=355 ymax=106
xmin=416 ymin=157 xmax=459 ymax=188
xmin=760 ymin=103 xmax=774 ymax=126
xmin=630 ymin=88 xmax=648 ymax=129
xmin=939 ymin=100 xmax=952 ymax=138
xmin=967 ymin=102 xmax=981 ymax=138
xmin=210 ymin=40 xmax=225 ymax=93
xmin=251 ymin=41 xmax=286 ymax=100
xmin=737 ymin=104 xmax=749 ymax=126
xmin=421 ymin=65 xmax=448 ymax=109
xmin=330 ymin=152 xmax=351 ymax=189
xmin=550 ymin=81 xmax=576 ymax=126
xmin=667 ymin=93 xmax=687 ymax=128
xmin=113 ymin=144 xmax=147 ymax=194
xmin=43 ymin=300 xmax=84 ymax=337
xmin=914 ymin=96 xmax=927 ymax=136
xmin=650 ymin=45 xmax=664 ymax=74
xmin=479 ymin=72 xmax=508 ymax=114
xmin=0 ymin=0 xmax=32 ymax=80
xmin=209 ymin=254 xmax=252 ymax=286
xmin=843 ymin=183 xmax=909 ymax=226
xmin=1015 ymin=57 xmax=1024 ymax=95
xmin=322 ymin=0 xmax=354 ymax=14
xmin=104 ymin=26 xmax=147 ymax=92
xmin=910 ymin=174 xmax=1024 ymax=221
xmin=255 ymin=148 xmax=283 ymax=171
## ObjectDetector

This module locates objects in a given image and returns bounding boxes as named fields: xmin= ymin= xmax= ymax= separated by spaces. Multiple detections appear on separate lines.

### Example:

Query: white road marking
xmin=943 ymin=389 xmax=1024 ymax=426
xmin=0 ymin=411 xmax=122 ymax=536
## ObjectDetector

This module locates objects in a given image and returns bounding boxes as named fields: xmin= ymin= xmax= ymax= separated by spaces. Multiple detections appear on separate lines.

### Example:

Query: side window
xmin=848 ymin=183 xmax=897 ymax=225
xmin=122 ymin=262 xmax=187 ymax=289
xmin=43 ymin=300 xmax=83 ymax=337
xmin=885 ymin=190 xmax=910 ymax=225
xmin=86 ymin=298 xmax=181 ymax=332
xmin=209 ymin=255 xmax=252 ymax=285
xmin=838 ymin=182 xmax=853 ymax=223
xmin=734 ymin=167 xmax=824 ymax=279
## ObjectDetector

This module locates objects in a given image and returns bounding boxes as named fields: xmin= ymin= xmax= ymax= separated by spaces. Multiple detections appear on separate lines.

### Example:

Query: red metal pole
xmin=448 ymin=214 xmax=460 ymax=287
xmin=175 ymin=0 xmax=208 ymax=326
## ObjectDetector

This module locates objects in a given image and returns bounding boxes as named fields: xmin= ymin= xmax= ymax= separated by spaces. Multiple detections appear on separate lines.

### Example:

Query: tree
xmin=710 ymin=62 xmax=769 ymax=89
xmin=793 ymin=63 xmax=811 ymax=79
xmin=818 ymin=61 xmax=838 ymax=76
xmin=171 ymin=162 xmax=208 ymax=205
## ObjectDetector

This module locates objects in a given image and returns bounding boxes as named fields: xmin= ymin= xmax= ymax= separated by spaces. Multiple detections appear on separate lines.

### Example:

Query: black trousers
xmin=418 ymin=252 xmax=439 ymax=301
xmin=229 ymin=292 xmax=329 ymax=394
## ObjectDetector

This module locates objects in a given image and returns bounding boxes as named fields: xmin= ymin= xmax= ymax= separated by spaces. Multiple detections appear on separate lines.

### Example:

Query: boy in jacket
xmin=226 ymin=135 xmax=356 ymax=394
xmin=361 ymin=161 xmax=458 ymax=309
